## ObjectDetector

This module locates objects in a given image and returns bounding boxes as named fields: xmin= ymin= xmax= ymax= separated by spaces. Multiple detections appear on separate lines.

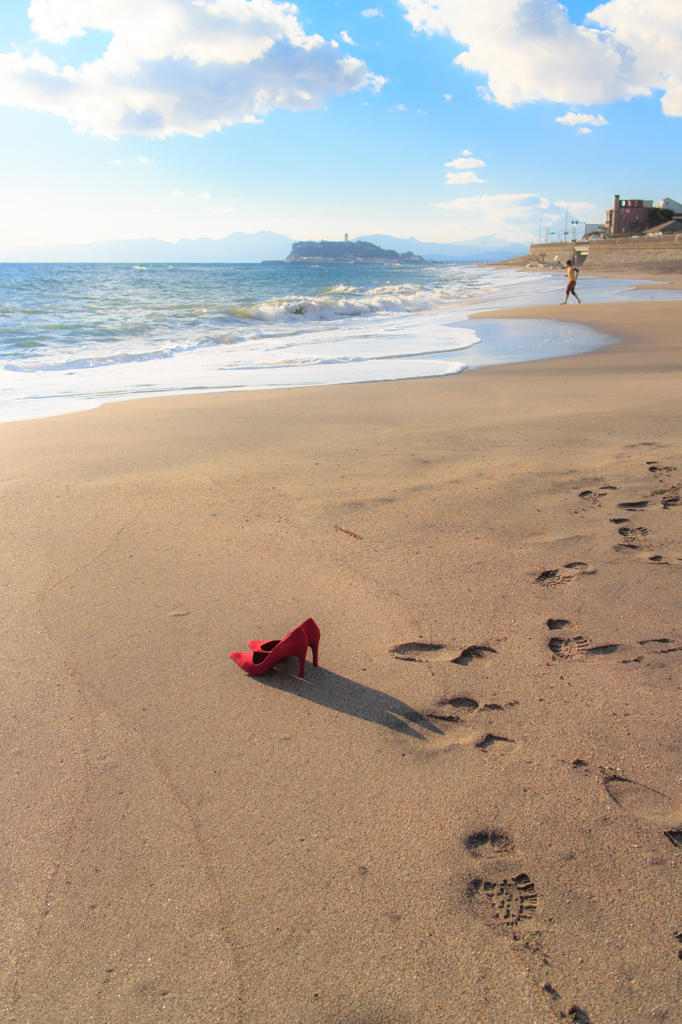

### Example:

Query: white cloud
xmin=198 ymin=191 xmax=211 ymax=200
xmin=578 ymin=126 xmax=592 ymax=134
xmin=445 ymin=155 xmax=485 ymax=168
xmin=556 ymin=112 xmax=608 ymax=126
xmin=207 ymin=207 xmax=236 ymax=214
xmin=362 ymin=8 xmax=383 ymax=16
xmin=434 ymin=192 xmax=594 ymax=239
xmin=400 ymin=0 xmax=682 ymax=115
xmin=172 ymin=189 xmax=184 ymax=198
xmin=462 ymin=148 xmax=471 ymax=155
xmin=391 ymin=102 xmax=408 ymax=111
xmin=445 ymin=170 xmax=485 ymax=183
xmin=109 ymin=158 xmax=122 ymax=164
xmin=138 ymin=155 xmax=150 ymax=162
xmin=340 ymin=30 xmax=357 ymax=45
xmin=444 ymin=93 xmax=451 ymax=100
xmin=0 ymin=0 xmax=386 ymax=138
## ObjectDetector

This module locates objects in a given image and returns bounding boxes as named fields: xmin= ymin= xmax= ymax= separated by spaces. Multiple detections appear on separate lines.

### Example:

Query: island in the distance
xmin=263 ymin=239 xmax=428 ymax=265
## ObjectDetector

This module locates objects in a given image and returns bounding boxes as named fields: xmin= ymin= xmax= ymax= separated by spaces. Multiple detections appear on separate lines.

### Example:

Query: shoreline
xmin=2 ymin=292 xmax=682 ymax=1023
xmin=3 ymin=264 xmax=681 ymax=426
xmin=491 ymin=258 xmax=682 ymax=286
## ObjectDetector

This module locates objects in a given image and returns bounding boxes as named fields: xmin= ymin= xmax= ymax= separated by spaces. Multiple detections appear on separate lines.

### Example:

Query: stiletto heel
xmin=249 ymin=617 xmax=320 ymax=667
xmin=231 ymin=625 xmax=308 ymax=679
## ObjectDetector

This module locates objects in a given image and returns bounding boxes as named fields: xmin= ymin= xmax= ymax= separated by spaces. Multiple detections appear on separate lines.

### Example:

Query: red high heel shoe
xmin=248 ymin=617 xmax=320 ymax=668
xmin=230 ymin=624 xmax=308 ymax=679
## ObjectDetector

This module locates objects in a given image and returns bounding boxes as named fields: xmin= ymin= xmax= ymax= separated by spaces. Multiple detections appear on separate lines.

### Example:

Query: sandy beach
xmin=2 ymin=294 xmax=682 ymax=1024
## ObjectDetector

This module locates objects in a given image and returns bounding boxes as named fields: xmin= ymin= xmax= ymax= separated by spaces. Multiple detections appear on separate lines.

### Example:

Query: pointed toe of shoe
xmin=230 ymin=650 xmax=260 ymax=675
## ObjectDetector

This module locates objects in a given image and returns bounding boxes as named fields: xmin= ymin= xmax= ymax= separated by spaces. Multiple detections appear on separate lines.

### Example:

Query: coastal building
xmin=660 ymin=197 xmax=682 ymax=216
xmin=606 ymin=195 xmax=652 ymax=235
xmin=527 ymin=191 xmax=682 ymax=267
xmin=583 ymin=222 xmax=608 ymax=239
xmin=645 ymin=219 xmax=682 ymax=235
xmin=584 ymin=195 xmax=682 ymax=239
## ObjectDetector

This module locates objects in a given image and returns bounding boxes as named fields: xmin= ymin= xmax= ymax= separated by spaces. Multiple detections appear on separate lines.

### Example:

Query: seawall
xmin=526 ymin=235 xmax=682 ymax=271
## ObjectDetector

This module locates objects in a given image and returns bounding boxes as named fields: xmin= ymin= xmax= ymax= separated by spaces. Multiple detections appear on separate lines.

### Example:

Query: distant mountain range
xmin=0 ymin=230 xmax=526 ymax=264
xmin=354 ymin=234 xmax=527 ymax=262
xmin=0 ymin=231 xmax=294 ymax=264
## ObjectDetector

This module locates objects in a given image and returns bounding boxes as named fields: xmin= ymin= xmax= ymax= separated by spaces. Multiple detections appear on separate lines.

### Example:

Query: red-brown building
xmin=606 ymin=195 xmax=653 ymax=235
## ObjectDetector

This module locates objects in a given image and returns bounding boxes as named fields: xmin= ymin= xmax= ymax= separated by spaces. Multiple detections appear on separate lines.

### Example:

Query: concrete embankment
xmin=522 ymin=235 xmax=682 ymax=272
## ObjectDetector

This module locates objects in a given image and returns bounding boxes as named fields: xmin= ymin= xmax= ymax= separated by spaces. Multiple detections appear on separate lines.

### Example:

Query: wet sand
xmin=1 ymin=299 xmax=682 ymax=1023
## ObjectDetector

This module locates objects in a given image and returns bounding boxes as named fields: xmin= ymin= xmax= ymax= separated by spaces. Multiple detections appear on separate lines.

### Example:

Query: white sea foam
xmin=1 ymin=262 xmax=680 ymax=422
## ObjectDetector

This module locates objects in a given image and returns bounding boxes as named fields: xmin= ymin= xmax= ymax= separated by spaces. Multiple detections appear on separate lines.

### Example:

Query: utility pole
xmin=564 ymin=208 xmax=569 ymax=241
xmin=539 ymin=219 xmax=543 ymax=244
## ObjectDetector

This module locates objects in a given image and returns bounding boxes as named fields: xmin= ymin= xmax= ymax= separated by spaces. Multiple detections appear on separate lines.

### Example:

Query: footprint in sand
xmin=647 ymin=459 xmax=680 ymax=499
xmin=452 ymin=644 xmax=497 ymax=666
xmin=647 ymin=462 xmax=678 ymax=480
xmin=393 ymin=646 xmax=517 ymax=752
xmin=534 ymin=562 xmax=595 ymax=587
xmin=617 ymin=499 xmax=652 ymax=511
xmin=548 ymin=636 xmax=620 ymax=660
xmin=567 ymin=1008 xmax=593 ymax=1024
xmin=467 ymin=872 xmax=537 ymax=927
xmin=547 ymin=618 xmax=571 ymax=630
xmin=578 ymin=485 xmax=618 ymax=507
xmin=614 ymin=525 xmax=651 ymax=551
xmin=474 ymin=734 xmax=515 ymax=751
xmin=554 ymin=634 xmax=682 ymax=664
xmin=548 ymin=635 xmax=591 ymax=658
xmin=464 ymin=829 xmax=515 ymax=858
xmin=664 ymin=829 xmax=682 ymax=849
xmin=614 ymin=462 xmax=681 ymax=511
xmin=427 ymin=696 xmax=518 ymax=722
xmin=402 ymin=697 xmax=517 ymax=754
xmin=655 ymin=487 xmax=681 ymax=509
xmin=604 ymin=775 xmax=682 ymax=825
xmin=390 ymin=642 xmax=497 ymax=665
xmin=428 ymin=696 xmax=481 ymax=719
xmin=639 ymin=637 xmax=682 ymax=652
xmin=611 ymin=519 xmax=681 ymax=562
xmin=618 ymin=636 xmax=682 ymax=662
xmin=542 ymin=987 xmax=593 ymax=1024
xmin=389 ymin=641 xmax=456 ymax=663
xmin=572 ymin=761 xmax=682 ymax=826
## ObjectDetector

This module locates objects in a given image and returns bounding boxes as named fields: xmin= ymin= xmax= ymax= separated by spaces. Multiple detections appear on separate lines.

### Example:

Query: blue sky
xmin=0 ymin=0 xmax=680 ymax=246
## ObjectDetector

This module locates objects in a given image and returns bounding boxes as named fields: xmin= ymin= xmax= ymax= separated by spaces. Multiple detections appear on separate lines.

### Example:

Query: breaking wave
xmin=0 ymin=259 xmax=647 ymax=421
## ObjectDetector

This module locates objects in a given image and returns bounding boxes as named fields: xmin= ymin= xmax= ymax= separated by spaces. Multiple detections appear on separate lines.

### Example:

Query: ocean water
xmin=0 ymin=261 xmax=678 ymax=422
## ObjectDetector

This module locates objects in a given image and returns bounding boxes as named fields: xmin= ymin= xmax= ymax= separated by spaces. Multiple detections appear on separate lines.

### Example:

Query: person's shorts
xmin=566 ymin=280 xmax=576 ymax=294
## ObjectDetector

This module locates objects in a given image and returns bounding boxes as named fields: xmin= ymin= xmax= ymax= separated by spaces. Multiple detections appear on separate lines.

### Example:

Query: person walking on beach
xmin=562 ymin=260 xmax=581 ymax=304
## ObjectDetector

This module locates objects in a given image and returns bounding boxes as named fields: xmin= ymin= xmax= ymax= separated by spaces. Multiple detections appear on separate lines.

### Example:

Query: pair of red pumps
xmin=230 ymin=617 xmax=320 ymax=680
